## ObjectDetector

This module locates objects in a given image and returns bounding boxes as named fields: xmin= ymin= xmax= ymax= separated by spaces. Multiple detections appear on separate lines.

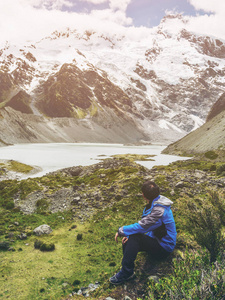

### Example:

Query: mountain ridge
xmin=1 ymin=14 xmax=225 ymax=144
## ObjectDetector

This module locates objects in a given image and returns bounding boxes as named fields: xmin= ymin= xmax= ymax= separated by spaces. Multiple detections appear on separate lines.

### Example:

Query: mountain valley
xmin=1 ymin=14 xmax=225 ymax=145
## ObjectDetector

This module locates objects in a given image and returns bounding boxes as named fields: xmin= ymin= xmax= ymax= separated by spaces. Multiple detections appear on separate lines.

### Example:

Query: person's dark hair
xmin=141 ymin=181 xmax=160 ymax=202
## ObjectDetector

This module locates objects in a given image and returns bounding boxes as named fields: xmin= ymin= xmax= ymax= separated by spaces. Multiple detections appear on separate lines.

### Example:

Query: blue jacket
xmin=118 ymin=195 xmax=177 ymax=252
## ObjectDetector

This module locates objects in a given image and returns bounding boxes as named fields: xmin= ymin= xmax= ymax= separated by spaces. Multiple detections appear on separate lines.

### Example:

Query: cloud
xmin=80 ymin=0 xmax=132 ymax=11
xmin=90 ymin=8 xmax=133 ymax=26
xmin=0 ymin=0 xmax=135 ymax=47
xmin=1 ymin=0 xmax=225 ymax=50
xmin=109 ymin=0 xmax=132 ymax=12
xmin=188 ymin=0 xmax=225 ymax=14
xmin=187 ymin=0 xmax=225 ymax=40
xmin=80 ymin=0 xmax=107 ymax=4
xmin=20 ymin=0 xmax=74 ymax=9
xmin=0 ymin=1 xmax=68 ymax=46
xmin=79 ymin=0 xmax=133 ymax=26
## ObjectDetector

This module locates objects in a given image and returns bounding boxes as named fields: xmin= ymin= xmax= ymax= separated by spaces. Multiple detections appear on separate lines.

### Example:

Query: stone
xmin=33 ymin=224 xmax=53 ymax=236
xmin=69 ymin=167 xmax=82 ymax=176
xmin=17 ymin=233 xmax=27 ymax=240
xmin=7 ymin=232 xmax=15 ymax=239
xmin=76 ymin=282 xmax=100 ymax=297
xmin=175 ymin=181 xmax=185 ymax=188
xmin=148 ymin=275 xmax=160 ymax=283
xmin=71 ymin=196 xmax=81 ymax=205
xmin=8 ymin=247 xmax=16 ymax=252
xmin=195 ymin=171 xmax=206 ymax=179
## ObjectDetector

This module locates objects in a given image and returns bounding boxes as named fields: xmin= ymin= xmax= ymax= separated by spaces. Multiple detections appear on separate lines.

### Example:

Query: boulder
xmin=33 ymin=224 xmax=53 ymax=236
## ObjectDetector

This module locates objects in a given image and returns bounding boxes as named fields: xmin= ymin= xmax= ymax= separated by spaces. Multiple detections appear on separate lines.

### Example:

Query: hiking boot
xmin=109 ymin=270 xmax=135 ymax=285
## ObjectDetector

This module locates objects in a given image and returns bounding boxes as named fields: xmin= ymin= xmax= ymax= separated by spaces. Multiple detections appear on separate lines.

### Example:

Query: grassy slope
xmin=1 ymin=221 xmax=124 ymax=299
xmin=0 ymin=199 xmax=145 ymax=299
xmin=0 ymin=158 xmax=145 ymax=299
xmin=0 ymin=156 xmax=224 ymax=299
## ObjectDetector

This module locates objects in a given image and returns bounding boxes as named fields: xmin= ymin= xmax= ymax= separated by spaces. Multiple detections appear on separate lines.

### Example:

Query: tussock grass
xmin=0 ymin=197 xmax=143 ymax=299
xmin=0 ymin=157 xmax=225 ymax=299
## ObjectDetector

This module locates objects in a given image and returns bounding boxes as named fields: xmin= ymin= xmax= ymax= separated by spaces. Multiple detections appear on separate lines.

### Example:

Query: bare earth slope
xmin=0 ymin=106 xmax=150 ymax=144
xmin=163 ymin=109 xmax=225 ymax=155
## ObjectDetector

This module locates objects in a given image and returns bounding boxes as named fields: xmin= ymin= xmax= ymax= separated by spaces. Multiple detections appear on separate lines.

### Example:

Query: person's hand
xmin=115 ymin=232 xmax=119 ymax=243
xmin=122 ymin=237 xmax=128 ymax=245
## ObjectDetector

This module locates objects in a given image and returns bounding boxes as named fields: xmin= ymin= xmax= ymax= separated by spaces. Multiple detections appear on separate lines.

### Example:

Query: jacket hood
xmin=154 ymin=195 xmax=173 ymax=207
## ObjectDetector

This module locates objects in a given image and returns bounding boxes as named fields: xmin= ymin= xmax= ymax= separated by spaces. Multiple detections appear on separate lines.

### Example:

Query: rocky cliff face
xmin=36 ymin=63 xmax=132 ymax=118
xmin=1 ymin=15 xmax=225 ymax=144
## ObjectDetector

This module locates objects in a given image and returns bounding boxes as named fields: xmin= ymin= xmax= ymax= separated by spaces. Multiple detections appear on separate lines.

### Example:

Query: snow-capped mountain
xmin=1 ymin=14 xmax=225 ymax=145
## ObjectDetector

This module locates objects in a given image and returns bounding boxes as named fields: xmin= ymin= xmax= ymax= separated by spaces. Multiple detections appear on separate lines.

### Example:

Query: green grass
xmin=0 ymin=158 xmax=145 ymax=299
xmin=0 ymin=194 xmax=144 ymax=299
xmin=0 ymin=157 xmax=224 ymax=299
xmin=1 ymin=160 xmax=34 ymax=173
xmin=112 ymin=154 xmax=155 ymax=162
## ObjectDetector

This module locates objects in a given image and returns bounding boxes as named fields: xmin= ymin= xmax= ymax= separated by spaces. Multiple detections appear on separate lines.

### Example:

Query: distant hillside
xmin=163 ymin=93 xmax=225 ymax=155
xmin=207 ymin=92 xmax=225 ymax=121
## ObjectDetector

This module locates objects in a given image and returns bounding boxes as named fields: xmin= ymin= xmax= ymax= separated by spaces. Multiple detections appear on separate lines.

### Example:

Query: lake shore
xmin=0 ymin=159 xmax=42 ymax=181
xmin=0 ymin=143 xmax=190 ymax=181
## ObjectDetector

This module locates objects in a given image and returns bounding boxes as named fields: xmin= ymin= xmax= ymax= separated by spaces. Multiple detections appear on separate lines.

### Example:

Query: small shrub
xmin=36 ymin=199 xmax=49 ymax=214
xmin=34 ymin=239 xmax=55 ymax=251
xmin=71 ymin=225 xmax=77 ymax=229
xmin=5 ymin=201 xmax=15 ymax=210
xmin=210 ymin=164 xmax=217 ymax=171
xmin=40 ymin=242 xmax=55 ymax=252
xmin=0 ymin=241 xmax=10 ymax=251
xmin=204 ymin=150 xmax=218 ymax=160
xmin=0 ymin=180 xmax=20 ymax=202
xmin=73 ymin=280 xmax=81 ymax=286
xmin=0 ymin=196 xmax=15 ymax=210
xmin=19 ymin=179 xmax=42 ymax=199
xmin=216 ymin=164 xmax=225 ymax=176
xmin=77 ymin=233 xmax=83 ymax=240
xmin=147 ymin=249 xmax=225 ymax=300
xmin=177 ymin=191 xmax=225 ymax=262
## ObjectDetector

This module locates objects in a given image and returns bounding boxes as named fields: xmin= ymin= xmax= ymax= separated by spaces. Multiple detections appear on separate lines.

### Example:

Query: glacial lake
xmin=0 ymin=143 xmax=190 ymax=179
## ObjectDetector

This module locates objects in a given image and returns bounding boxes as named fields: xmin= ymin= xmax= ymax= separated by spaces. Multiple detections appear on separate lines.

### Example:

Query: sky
xmin=0 ymin=0 xmax=225 ymax=47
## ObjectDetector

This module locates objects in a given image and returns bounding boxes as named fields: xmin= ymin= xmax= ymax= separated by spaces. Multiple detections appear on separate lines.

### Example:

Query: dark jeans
xmin=121 ymin=233 xmax=170 ymax=275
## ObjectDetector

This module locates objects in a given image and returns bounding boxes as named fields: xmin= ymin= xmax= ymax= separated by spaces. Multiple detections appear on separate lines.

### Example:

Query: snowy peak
xmin=179 ymin=29 xmax=225 ymax=59
xmin=1 ymin=15 xmax=225 ymax=144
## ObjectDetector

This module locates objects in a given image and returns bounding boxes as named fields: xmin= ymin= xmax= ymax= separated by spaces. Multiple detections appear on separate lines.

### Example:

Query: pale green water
xmin=0 ymin=143 xmax=190 ymax=178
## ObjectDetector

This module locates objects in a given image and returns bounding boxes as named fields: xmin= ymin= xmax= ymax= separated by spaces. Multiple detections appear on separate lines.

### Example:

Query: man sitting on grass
xmin=110 ymin=181 xmax=177 ymax=285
